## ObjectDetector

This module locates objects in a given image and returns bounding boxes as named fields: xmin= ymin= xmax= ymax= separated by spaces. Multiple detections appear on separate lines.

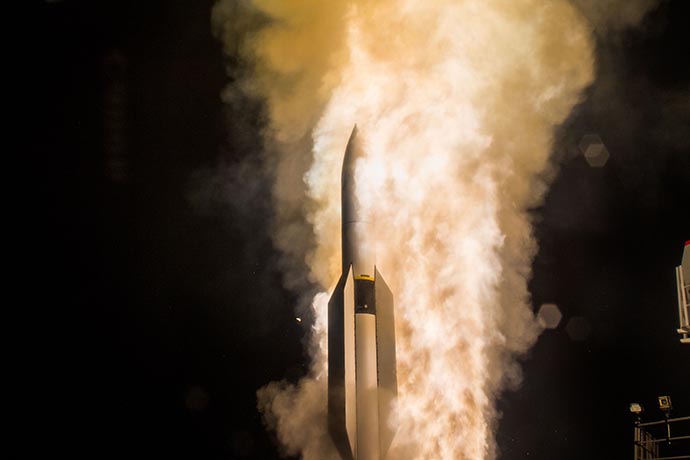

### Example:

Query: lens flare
xmin=214 ymin=1 xmax=595 ymax=458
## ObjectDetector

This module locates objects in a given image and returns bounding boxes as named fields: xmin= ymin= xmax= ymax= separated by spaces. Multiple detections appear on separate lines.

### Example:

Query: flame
xmin=214 ymin=1 xmax=595 ymax=458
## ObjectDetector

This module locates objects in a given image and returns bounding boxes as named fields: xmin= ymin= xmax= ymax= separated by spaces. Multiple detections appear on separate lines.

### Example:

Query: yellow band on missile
xmin=355 ymin=274 xmax=375 ymax=281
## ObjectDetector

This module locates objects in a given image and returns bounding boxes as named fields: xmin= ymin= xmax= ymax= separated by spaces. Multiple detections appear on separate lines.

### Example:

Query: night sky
xmin=39 ymin=1 xmax=688 ymax=459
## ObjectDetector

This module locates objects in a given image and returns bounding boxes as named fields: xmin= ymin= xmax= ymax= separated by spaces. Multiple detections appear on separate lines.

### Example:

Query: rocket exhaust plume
xmin=205 ymin=0 xmax=662 ymax=458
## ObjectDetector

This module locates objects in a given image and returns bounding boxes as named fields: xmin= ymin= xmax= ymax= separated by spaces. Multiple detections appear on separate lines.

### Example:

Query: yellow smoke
xmin=214 ymin=1 xmax=596 ymax=458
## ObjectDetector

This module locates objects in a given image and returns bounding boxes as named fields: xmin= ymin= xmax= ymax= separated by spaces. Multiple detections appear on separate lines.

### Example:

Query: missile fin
xmin=375 ymin=268 xmax=398 ymax=458
xmin=328 ymin=265 xmax=356 ymax=460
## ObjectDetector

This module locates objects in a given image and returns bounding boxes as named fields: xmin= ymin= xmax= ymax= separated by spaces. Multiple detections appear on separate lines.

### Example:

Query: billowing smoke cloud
xmin=211 ymin=1 xmax=655 ymax=459
xmin=570 ymin=0 xmax=659 ymax=34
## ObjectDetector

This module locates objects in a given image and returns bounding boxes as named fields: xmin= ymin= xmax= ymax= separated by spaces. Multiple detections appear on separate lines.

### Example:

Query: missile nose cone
xmin=343 ymin=124 xmax=363 ymax=181
xmin=342 ymin=124 xmax=366 ymax=225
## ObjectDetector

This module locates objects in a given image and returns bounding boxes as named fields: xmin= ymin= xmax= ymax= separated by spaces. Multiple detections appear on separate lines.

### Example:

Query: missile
xmin=328 ymin=126 xmax=398 ymax=460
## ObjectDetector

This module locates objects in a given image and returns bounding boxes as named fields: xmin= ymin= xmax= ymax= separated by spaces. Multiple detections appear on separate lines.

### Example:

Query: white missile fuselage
xmin=328 ymin=126 xmax=398 ymax=460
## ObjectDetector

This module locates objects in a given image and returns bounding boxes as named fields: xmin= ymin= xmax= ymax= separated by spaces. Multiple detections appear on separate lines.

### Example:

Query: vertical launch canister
xmin=676 ymin=241 xmax=690 ymax=344
xmin=328 ymin=126 xmax=398 ymax=460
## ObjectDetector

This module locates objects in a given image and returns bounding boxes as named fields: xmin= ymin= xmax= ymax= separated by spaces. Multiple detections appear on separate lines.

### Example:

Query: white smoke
xmin=212 ymin=0 xmax=657 ymax=458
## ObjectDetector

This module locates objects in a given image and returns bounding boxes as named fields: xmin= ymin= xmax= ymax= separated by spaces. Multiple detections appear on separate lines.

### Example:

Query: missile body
xmin=328 ymin=126 xmax=398 ymax=460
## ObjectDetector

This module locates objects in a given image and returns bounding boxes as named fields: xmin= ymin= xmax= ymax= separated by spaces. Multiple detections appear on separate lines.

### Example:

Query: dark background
xmin=36 ymin=0 xmax=688 ymax=459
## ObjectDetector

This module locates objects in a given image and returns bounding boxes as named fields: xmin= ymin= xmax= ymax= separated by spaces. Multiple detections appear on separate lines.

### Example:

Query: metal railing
xmin=634 ymin=416 xmax=690 ymax=460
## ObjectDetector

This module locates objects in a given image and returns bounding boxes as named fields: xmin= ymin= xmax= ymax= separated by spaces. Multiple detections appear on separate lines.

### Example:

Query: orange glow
xmin=216 ymin=1 xmax=596 ymax=458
